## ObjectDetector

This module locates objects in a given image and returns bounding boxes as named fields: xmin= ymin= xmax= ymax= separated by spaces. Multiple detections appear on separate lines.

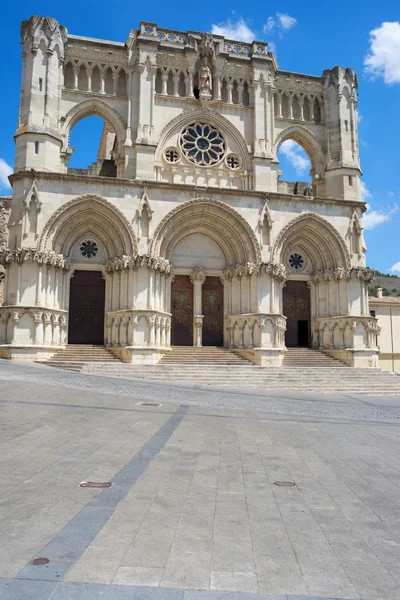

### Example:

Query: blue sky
xmin=0 ymin=1 xmax=399 ymax=274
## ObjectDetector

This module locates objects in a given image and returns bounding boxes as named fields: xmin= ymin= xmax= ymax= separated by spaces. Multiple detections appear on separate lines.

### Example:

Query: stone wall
xmin=0 ymin=197 xmax=11 ymax=305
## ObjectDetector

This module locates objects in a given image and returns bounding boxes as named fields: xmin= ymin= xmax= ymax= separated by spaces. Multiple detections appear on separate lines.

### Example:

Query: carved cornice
xmin=190 ymin=266 xmax=206 ymax=284
xmin=351 ymin=267 xmax=375 ymax=283
xmin=106 ymin=255 xmax=171 ymax=274
xmin=0 ymin=248 xmax=71 ymax=270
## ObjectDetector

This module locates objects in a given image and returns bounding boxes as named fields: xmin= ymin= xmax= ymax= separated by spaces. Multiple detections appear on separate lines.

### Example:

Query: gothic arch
xmin=274 ymin=125 xmax=325 ymax=176
xmin=155 ymin=108 xmax=252 ymax=171
xmin=272 ymin=212 xmax=350 ymax=271
xmin=60 ymin=97 xmax=127 ymax=152
xmin=150 ymin=198 xmax=261 ymax=265
xmin=39 ymin=194 xmax=137 ymax=259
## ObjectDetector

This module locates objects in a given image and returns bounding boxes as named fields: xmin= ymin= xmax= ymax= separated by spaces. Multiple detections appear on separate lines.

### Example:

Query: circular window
xmin=226 ymin=154 xmax=241 ymax=170
xmin=164 ymin=147 xmax=180 ymax=163
xmin=288 ymin=253 xmax=304 ymax=270
xmin=80 ymin=240 xmax=99 ymax=259
xmin=180 ymin=123 xmax=225 ymax=166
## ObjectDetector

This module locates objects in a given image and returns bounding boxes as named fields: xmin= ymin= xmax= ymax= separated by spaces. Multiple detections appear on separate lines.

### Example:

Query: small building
xmin=370 ymin=289 xmax=400 ymax=373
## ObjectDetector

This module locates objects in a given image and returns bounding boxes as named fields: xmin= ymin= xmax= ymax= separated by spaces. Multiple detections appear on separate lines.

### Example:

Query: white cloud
xmin=364 ymin=22 xmax=400 ymax=84
xmin=211 ymin=18 xmax=255 ymax=43
xmin=279 ymin=140 xmax=310 ymax=175
xmin=390 ymin=261 xmax=400 ymax=273
xmin=263 ymin=12 xmax=297 ymax=34
xmin=277 ymin=13 xmax=297 ymax=30
xmin=0 ymin=158 xmax=12 ymax=190
xmin=361 ymin=181 xmax=372 ymax=200
xmin=364 ymin=203 xmax=398 ymax=230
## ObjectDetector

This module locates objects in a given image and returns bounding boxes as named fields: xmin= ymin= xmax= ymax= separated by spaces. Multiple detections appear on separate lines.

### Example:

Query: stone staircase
xmin=38 ymin=345 xmax=120 ymax=372
xmin=283 ymin=347 xmax=348 ymax=367
xmin=38 ymin=345 xmax=400 ymax=395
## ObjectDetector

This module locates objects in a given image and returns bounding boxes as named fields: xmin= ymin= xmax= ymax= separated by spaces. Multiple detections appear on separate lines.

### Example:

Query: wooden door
xmin=202 ymin=276 xmax=224 ymax=346
xmin=171 ymin=275 xmax=193 ymax=346
xmin=68 ymin=270 xmax=105 ymax=345
xmin=283 ymin=280 xmax=310 ymax=347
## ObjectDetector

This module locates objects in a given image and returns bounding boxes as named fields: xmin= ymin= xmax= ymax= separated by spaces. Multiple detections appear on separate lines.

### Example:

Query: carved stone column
xmin=190 ymin=266 xmax=206 ymax=347
xmin=30 ymin=310 xmax=43 ymax=345
xmin=43 ymin=312 xmax=52 ymax=345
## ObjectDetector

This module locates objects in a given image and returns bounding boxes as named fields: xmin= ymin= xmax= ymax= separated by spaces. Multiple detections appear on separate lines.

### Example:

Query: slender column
xmin=43 ymin=312 xmax=52 ymax=345
xmin=190 ymin=267 xmax=206 ymax=347
xmin=124 ymin=68 xmax=133 ymax=147
xmin=86 ymin=67 xmax=92 ymax=92
xmin=310 ymin=97 xmax=315 ymax=121
xmin=16 ymin=265 xmax=22 ymax=305
xmin=276 ymin=92 xmax=282 ymax=118
xmin=112 ymin=71 xmax=119 ymax=96
xmin=288 ymin=95 xmax=294 ymax=119
xmin=73 ymin=66 xmax=79 ymax=90
xmin=226 ymin=83 xmax=233 ymax=104
xmin=173 ymin=75 xmax=179 ymax=97
xmin=99 ymin=69 xmax=105 ymax=94
xmin=148 ymin=269 xmax=154 ymax=309
xmin=161 ymin=73 xmax=168 ymax=96
xmin=10 ymin=311 xmax=21 ymax=345
xmin=187 ymin=69 xmax=195 ymax=98
xmin=213 ymin=72 xmax=221 ymax=101
xmin=270 ymin=277 xmax=275 ymax=313
xmin=155 ymin=272 xmax=160 ymax=310
xmin=299 ymin=98 xmax=304 ymax=121
xmin=30 ymin=311 xmax=43 ymax=345
xmin=238 ymin=84 xmax=244 ymax=105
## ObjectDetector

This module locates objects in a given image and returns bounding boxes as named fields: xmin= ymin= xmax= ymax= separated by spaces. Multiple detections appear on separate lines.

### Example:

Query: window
xmin=34 ymin=142 xmax=39 ymax=155
xmin=344 ymin=119 xmax=348 ymax=132
xmin=39 ymin=78 xmax=43 ymax=91
xmin=180 ymin=123 xmax=225 ymax=166
xmin=370 ymin=310 xmax=376 ymax=318
xmin=348 ymin=175 xmax=353 ymax=187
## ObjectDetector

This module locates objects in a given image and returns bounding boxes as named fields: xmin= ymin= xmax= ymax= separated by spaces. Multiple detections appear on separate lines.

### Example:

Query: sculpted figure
xmin=199 ymin=57 xmax=212 ymax=98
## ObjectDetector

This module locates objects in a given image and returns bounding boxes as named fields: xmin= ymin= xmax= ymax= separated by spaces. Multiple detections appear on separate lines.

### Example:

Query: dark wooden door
xmin=68 ymin=270 xmax=105 ymax=345
xmin=171 ymin=275 xmax=193 ymax=346
xmin=283 ymin=281 xmax=310 ymax=347
xmin=202 ymin=276 xmax=224 ymax=346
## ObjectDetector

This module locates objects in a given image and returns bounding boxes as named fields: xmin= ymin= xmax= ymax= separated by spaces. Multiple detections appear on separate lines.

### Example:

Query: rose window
xmin=80 ymin=240 xmax=99 ymax=259
xmin=226 ymin=154 xmax=241 ymax=170
xmin=180 ymin=123 xmax=225 ymax=166
xmin=288 ymin=253 xmax=304 ymax=270
xmin=164 ymin=148 xmax=179 ymax=163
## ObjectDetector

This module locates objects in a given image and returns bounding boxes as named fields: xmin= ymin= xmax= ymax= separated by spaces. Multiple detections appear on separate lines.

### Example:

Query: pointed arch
xmin=60 ymin=98 xmax=127 ymax=152
xmin=272 ymin=212 xmax=350 ymax=271
xmin=150 ymin=198 xmax=261 ymax=265
xmin=155 ymin=108 xmax=252 ymax=171
xmin=38 ymin=194 xmax=137 ymax=259
xmin=274 ymin=124 xmax=325 ymax=176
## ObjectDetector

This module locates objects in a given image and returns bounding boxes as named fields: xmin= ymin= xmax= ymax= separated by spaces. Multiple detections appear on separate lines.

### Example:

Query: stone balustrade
xmin=106 ymin=309 xmax=171 ymax=349
xmin=0 ymin=306 xmax=67 ymax=348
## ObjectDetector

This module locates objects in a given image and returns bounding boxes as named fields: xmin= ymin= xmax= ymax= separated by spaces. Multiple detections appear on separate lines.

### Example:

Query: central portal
xmin=68 ymin=270 xmax=105 ymax=344
xmin=283 ymin=280 xmax=311 ymax=347
xmin=202 ymin=276 xmax=224 ymax=346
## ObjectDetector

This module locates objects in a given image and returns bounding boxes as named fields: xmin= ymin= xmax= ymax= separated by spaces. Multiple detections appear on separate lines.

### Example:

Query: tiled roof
xmin=369 ymin=296 xmax=400 ymax=304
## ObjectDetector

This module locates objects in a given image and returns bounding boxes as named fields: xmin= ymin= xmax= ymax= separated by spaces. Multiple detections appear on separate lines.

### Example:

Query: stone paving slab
xmin=2 ymin=362 xmax=400 ymax=599
xmin=0 ymin=580 xmax=359 ymax=600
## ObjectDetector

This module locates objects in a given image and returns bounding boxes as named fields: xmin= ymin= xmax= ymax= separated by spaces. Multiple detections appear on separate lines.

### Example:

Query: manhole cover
xmin=274 ymin=481 xmax=296 ymax=487
xmin=79 ymin=482 xmax=112 ymax=488
xmin=31 ymin=557 xmax=49 ymax=566
xmin=137 ymin=402 xmax=161 ymax=407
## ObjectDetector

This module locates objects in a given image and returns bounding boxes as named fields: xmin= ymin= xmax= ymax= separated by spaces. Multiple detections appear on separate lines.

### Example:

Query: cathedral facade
xmin=0 ymin=16 xmax=379 ymax=367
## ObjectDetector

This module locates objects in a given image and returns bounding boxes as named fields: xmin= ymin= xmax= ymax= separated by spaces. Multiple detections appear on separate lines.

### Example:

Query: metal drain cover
xmin=79 ymin=481 xmax=112 ymax=488
xmin=137 ymin=402 xmax=162 ymax=407
xmin=31 ymin=557 xmax=49 ymax=566
xmin=274 ymin=481 xmax=296 ymax=487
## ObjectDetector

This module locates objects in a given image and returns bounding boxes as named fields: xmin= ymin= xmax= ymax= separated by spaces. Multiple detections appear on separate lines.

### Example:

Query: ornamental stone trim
xmin=0 ymin=248 xmax=71 ymax=270
xmin=106 ymin=255 xmax=172 ymax=274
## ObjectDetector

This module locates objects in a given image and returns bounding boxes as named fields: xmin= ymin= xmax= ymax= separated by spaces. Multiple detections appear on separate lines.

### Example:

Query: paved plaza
xmin=1 ymin=361 xmax=400 ymax=600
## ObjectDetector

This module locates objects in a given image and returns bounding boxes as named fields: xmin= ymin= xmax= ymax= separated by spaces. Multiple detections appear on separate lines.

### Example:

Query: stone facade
xmin=0 ymin=197 xmax=12 ymax=305
xmin=0 ymin=16 xmax=379 ymax=367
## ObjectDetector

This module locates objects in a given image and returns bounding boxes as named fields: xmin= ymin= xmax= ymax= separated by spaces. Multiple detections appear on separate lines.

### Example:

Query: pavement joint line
xmin=0 ymin=579 xmax=362 ymax=600
xmin=14 ymin=404 xmax=190 ymax=583
xmin=1 ymin=397 xmax=400 ymax=428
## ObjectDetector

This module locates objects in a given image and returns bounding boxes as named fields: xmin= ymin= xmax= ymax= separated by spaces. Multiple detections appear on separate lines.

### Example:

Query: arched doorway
xmin=151 ymin=198 xmax=261 ymax=347
xmin=283 ymin=281 xmax=311 ymax=347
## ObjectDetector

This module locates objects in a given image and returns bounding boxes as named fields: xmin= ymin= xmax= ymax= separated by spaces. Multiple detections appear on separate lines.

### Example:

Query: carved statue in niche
xmin=199 ymin=57 xmax=212 ymax=98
